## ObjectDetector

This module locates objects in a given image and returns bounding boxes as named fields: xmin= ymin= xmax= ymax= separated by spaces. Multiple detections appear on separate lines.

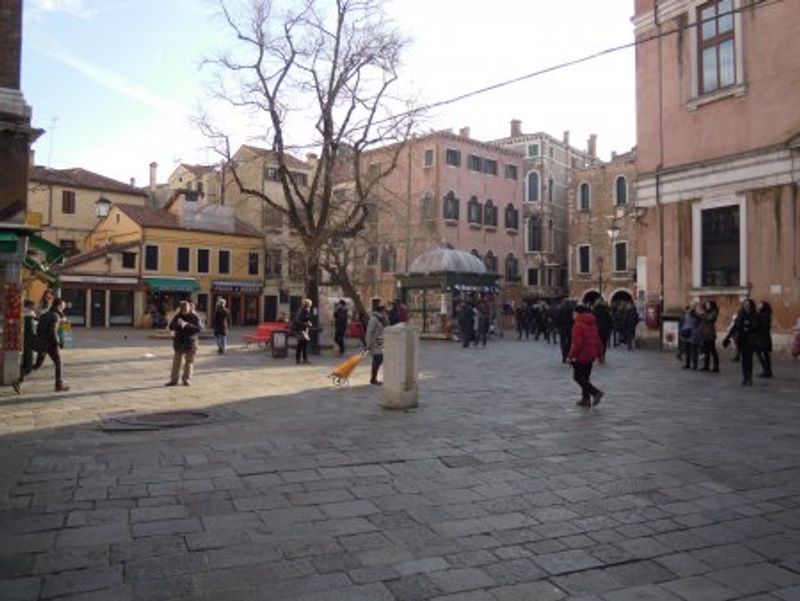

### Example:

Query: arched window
xmin=484 ymin=250 xmax=497 ymax=273
xmin=443 ymin=191 xmax=459 ymax=220
xmin=527 ymin=216 xmax=542 ymax=252
xmin=579 ymin=182 xmax=591 ymax=211
xmin=548 ymin=219 xmax=554 ymax=253
xmin=420 ymin=192 xmax=435 ymax=222
xmin=504 ymin=203 xmax=518 ymax=230
xmin=505 ymin=253 xmax=518 ymax=279
xmin=615 ymin=176 xmax=627 ymax=206
xmin=526 ymin=171 xmax=540 ymax=202
xmin=548 ymin=177 xmax=554 ymax=203
xmin=483 ymin=200 xmax=498 ymax=227
xmin=467 ymin=196 xmax=483 ymax=225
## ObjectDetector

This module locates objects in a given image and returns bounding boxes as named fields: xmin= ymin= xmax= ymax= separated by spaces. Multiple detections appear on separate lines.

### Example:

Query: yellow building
xmin=27 ymin=166 xmax=148 ymax=255
xmin=59 ymin=198 xmax=264 ymax=328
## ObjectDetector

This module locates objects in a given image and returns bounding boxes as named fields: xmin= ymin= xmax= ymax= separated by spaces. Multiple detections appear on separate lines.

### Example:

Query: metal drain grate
xmin=99 ymin=410 xmax=215 ymax=431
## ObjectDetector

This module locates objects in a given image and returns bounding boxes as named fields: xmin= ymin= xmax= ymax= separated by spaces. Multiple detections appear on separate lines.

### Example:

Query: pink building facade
xmin=633 ymin=0 xmax=800 ymax=344
xmin=358 ymin=130 xmax=526 ymax=310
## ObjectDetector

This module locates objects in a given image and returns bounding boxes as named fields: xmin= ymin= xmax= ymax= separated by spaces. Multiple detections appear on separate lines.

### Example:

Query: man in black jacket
xmin=166 ymin=301 xmax=201 ymax=386
xmin=333 ymin=299 xmax=348 ymax=356
xmin=27 ymin=297 xmax=69 ymax=392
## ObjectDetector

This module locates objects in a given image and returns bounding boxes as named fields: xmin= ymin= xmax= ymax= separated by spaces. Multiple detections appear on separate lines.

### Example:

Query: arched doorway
xmin=582 ymin=289 xmax=601 ymax=306
xmin=610 ymin=289 xmax=634 ymax=308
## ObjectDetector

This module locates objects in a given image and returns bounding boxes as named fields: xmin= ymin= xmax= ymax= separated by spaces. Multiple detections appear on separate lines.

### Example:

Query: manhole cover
xmin=99 ymin=410 xmax=214 ymax=431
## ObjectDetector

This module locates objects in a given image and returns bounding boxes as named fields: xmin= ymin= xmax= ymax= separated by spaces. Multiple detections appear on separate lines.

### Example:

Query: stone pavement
xmin=1 ymin=328 xmax=799 ymax=601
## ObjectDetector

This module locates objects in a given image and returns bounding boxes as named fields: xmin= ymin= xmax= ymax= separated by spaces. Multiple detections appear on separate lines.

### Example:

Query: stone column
xmin=380 ymin=323 xmax=419 ymax=410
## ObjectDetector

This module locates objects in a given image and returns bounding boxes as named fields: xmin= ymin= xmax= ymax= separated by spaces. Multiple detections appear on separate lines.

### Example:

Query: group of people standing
xmin=456 ymin=298 xmax=494 ymax=348
xmin=677 ymin=298 xmax=774 ymax=386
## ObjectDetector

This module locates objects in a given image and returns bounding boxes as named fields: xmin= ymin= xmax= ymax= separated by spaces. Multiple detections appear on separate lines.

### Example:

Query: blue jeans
xmin=215 ymin=334 xmax=227 ymax=353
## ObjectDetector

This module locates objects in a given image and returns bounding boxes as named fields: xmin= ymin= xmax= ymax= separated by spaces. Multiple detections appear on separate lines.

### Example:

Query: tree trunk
xmin=305 ymin=252 xmax=321 ymax=354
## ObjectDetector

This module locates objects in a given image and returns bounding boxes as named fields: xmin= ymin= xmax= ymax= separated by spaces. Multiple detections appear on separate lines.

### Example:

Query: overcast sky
xmin=22 ymin=0 xmax=637 ymax=186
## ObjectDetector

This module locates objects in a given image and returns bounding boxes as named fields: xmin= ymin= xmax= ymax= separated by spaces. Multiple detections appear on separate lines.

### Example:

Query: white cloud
xmin=26 ymin=0 xmax=98 ymax=20
xmin=31 ymin=38 xmax=186 ymax=117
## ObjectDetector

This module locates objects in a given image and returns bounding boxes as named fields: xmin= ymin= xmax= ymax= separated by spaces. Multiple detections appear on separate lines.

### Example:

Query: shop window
xmin=196 ymin=293 xmax=209 ymax=314
xmin=109 ymin=291 xmax=133 ymax=325
xmin=62 ymin=288 xmax=86 ymax=326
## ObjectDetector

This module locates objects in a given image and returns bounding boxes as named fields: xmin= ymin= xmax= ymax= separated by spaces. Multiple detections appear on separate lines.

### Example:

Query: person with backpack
xmin=566 ymin=304 xmax=604 ymax=407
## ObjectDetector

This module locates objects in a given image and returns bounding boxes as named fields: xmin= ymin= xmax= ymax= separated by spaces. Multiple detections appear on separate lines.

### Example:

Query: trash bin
xmin=271 ymin=330 xmax=288 ymax=358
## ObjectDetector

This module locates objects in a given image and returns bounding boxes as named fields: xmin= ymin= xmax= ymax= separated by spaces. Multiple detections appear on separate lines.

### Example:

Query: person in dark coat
xmin=211 ymin=298 xmax=230 ymax=354
xmin=592 ymin=299 xmax=613 ymax=363
xmin=755 ymin=301 xmax=773 ymax=378
xmin=12 ymin=300 xmax=40 ymax=393
xmin=611 ymin=305 xmax=624 ymax=347
xmin=23 ymin=297 xmax=69 ymax=392
xmin=684 ymin=304 xmax=705 ymax=370
xmin=292 ymin=299 xmax=313 ymax=364
xmin=700 ymin=300 xmax=719 ymax=372
xmin=567 ymin=304 xmax=604 ymax=406
xmin=458 ymin=302 xmax=476 ymax=348
xmin=515 ymin=305 xmax=527 ymax=340
xmin=623 ymin=303 xmax=640 ymax=349
xmin=723 ymin=298 xmax=758 ymax=385
xmin=166 ymin=300 xmax=201 ymax=385
xmin=555 ymin=299 xmax=574 ymax=363
xmin=333 ymin=299 xmax=349 ymax=355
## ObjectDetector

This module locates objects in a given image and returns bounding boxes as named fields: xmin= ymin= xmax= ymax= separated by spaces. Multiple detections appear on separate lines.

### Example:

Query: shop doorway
xmin=263 ymin=295 xmax=278 ymax=322
xmin=90 ymin=289 xmax=106 ymax=327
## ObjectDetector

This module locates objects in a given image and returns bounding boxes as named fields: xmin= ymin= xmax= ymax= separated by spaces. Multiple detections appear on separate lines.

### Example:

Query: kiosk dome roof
xmin=408 ymin=248 xmax=487 ymax=274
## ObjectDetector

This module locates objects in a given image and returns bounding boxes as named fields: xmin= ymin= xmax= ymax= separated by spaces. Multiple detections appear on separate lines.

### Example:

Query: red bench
xmin=243 ymin=322 xmax=290 ymax=347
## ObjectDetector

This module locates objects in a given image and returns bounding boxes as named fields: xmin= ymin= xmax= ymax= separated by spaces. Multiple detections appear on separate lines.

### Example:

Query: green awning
xmin=28 ymin=234 xmax=65 ymax=264
xmin=0 ymin=231 xmax=18 ymax=254
xmin=144 ymin=277 xmax=201 ymax=292
xmin=23 ymin=256 xmax=58 ymax=285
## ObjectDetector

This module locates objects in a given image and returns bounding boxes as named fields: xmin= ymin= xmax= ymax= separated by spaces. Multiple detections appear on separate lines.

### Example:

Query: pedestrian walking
xmin=366 ymin=303 xmax=388 ymax=385
xmin=612 ymin=304 xmax=624 ymax=347
xmin=624 ymin=302 xmax=640 ymax=349
xmin=723 ymin=298 xmax=758 ymax=386
xmin=211 ymin=298 xmax=230 ymax=354
xmin=555 ymin=299 xmax=574 ymax=364
xmin=458 ymin=302 xmax=475 ymax=347
xmin=475 ymin=303 xmax=490 ymax=347
xmin=292 ymin=299 xmax=313 ymax=364
xmin=592 ymin=299 xmax=613 ymax=363
xmin=515 ymin=305 xmax=526 ymax=340
xmin=333 ymin=299 xmax=349 ymax=356
xmin=166 ymin=300 xmax=201 ymax=386
xmin=12 ymin=300 xmax=39 ymax=393
xmin=699 ymin=300 xmax=719 ymax=372
xmin=755 ymin=301 xmax=773 ymax=378
xmin=567 ymin=304 xmax=604 ymax=407
xmin=24 ymin=297 xmax=70 ymax=392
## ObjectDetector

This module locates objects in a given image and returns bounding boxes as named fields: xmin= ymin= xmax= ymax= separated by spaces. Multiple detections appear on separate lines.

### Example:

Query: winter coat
xmin=593 ymin=304 xmax=613 ymax=339
xmin=754 ymin=308 xmax=772 ymax=352
xmin=35 ymin=307 xmax=62 ymax=350
xmin=725 ymin=309 xmax=757 ymax=349
xmin=365 ymin=312 xmax=388 ymax=355
xmin=333 ymin=305 xmax=349 ymax=333
xmin=555 ymin=302 xmax=574 ymax=334
xmin=212 ymin=306 xmax=230 ymax=336
xmin=689 ymin=311 xmax=705 ymax=345
xmin=169 ymin=310 xmax=201 ymax=352
xmin=624 ymin=306 xmax=640 ymax=333
xmin=293 ymin=307 xmax=312 ymax=340
xmin=679 ymin=312 xmax=696 ymax=342
xmin=701 ymin=308 xmax=718 ymax=343
xmin=458 ymin=305 xmax=475 ymax=335
xmin=567 ymin=312 xmax=602 ymax=364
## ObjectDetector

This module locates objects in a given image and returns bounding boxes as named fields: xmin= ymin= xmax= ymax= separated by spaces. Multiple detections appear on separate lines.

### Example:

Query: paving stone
xmin=130 ymin=517 xmax=201 ymax=538
xmin=40 ymin=566 xmax=123 ymax=599
xmin=429 ymin=567 xmax=496 ymax=593
xmin=661 ymin=576 xmax=739 ymax=601
xmin=653 ymin=553 xmax=712 ymax=578
xmin=293 ymin=582 xmax=395 ymax=601
xmin=386 ymin=573 xmax=444 ymax=600
xmin=130 ymin=505 xmax=189 ymax=522
xmin=489 ymin=581 xmax=568 ymax=601
xmin=601 ymin=584 xmax=683 ymax=600
xmin=534 ymin=549 xmax=603 ymax=576
xmin=0 ymin=576 xmax=42 ymax=601
xmin=205 ymin=543 xmax=283 ymax=569
xmin=123 ymin=552 xmax=209 ymax=582
xmin=690 ymin=543 xmax=767 ymax=569
xmin=34 ymin=545 xmax=109 ymax=574
xmin=56 ymin=523 xmax=130 ymax=547
xmin=484 ymin=557 xmax=545 ymax=585
xmin=394 ymin=557 xmax=450 ymax=576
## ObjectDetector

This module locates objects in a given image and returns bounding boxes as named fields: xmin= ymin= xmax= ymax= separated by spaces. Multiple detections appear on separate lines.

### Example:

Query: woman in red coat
xmin=567 ymin=304 xmax=604 ymax=407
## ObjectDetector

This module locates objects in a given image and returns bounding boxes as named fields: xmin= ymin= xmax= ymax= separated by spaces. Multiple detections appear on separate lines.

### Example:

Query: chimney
xmin=587 ymin=134 xmax=597 ymax=158
xmin=130 ymin=177 xmax=136 ymax=187
xmin=563 ymin=130 xmax=570 ymax=147
xmin=459 ymin=127 xmax=470 ymax=139
xmin=510 ymin=119 xmax=522 ymax=138
xmin=149 ymin=161 xmax=157 ymax=192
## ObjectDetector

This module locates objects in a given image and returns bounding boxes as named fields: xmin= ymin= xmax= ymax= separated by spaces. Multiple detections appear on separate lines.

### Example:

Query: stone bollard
xmin=380 ymin=323 xmax=419 ymax=410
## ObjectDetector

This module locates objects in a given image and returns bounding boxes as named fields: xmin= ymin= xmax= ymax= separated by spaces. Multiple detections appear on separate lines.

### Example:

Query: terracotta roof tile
xmin=61 ymin=241 xmax=139 ymax=270
xmin=30 ymin=167 xmax=148 ymax=197
xmin=115 ymin=204 xmax=261 ymax=238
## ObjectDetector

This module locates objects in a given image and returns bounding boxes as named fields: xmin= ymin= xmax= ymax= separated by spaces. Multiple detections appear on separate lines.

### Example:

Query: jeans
xmin=296 ymin=338 xmax=309 ymax=362
xmin=371 ymin=353 xmax=384 ymax=383
xmin=214 ymin=334 xmax=227 ymax=353
xmin=572 ymin=361 xmax=600 ymax=400
xmin=32 ymin=345 xmax=63 ymax=386
xmin=334 ymin=327 xmax=346 ymax=354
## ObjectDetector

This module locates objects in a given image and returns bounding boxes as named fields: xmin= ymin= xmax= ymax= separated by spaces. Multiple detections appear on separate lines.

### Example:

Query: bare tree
xmin=199 ymin=0 xmax=415 ymax=349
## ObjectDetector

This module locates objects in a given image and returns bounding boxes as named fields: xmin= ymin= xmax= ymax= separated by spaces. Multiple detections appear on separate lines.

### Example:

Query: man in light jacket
xmin=166 ymin=300 xmax=201 ymax=386
xmin=365 ymin=304 xmax=389 ymax=385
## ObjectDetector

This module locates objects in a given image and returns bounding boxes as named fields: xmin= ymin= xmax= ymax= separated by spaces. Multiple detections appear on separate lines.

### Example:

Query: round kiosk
xmin=396 ymin=248 xmax=500 ymax=340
